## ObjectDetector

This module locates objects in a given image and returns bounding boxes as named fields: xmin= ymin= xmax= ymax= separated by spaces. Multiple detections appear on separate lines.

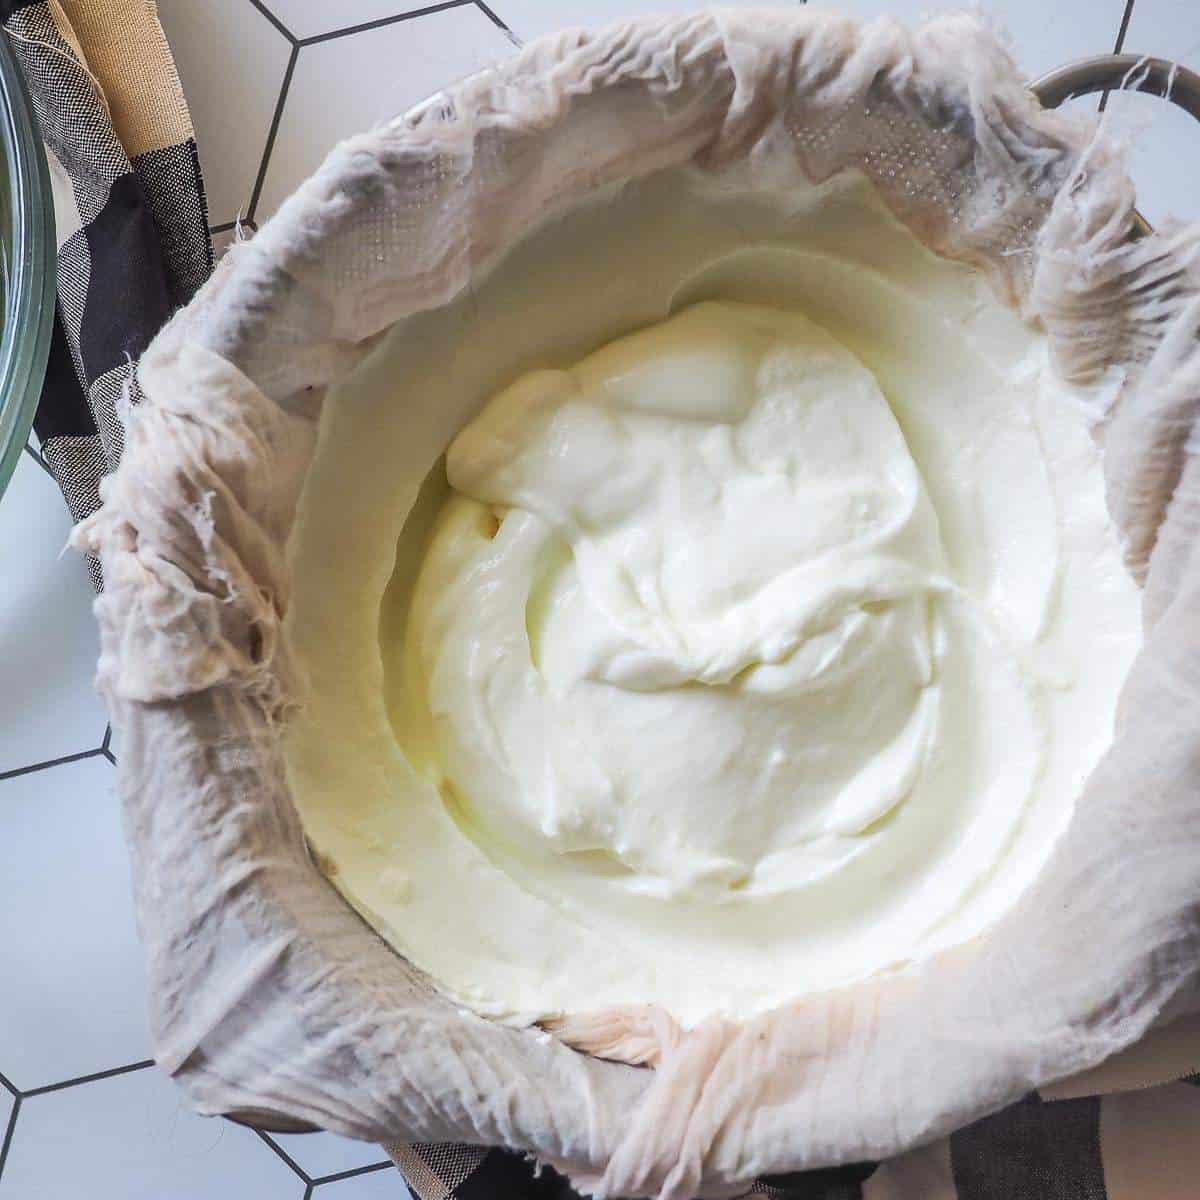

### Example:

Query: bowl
xmin=0 ymin=30 xmax=56 ymax=500
xmin=82 ymin=16 xmax=1200 ymax=1190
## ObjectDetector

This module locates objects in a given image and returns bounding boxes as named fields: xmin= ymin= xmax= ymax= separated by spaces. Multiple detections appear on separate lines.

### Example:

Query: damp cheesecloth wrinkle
xmin=77 ymin=9 xmax=1200 ymax=1191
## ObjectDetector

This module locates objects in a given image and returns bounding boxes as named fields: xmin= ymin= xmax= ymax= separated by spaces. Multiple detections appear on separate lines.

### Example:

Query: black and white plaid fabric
xmin=392 ymin=1075 xmax=1200 ymax=1200
xmin=390 ymin=1142 xmax=881 ymax=1200
xmin=2 ymin=0 xmax=211 ymax=589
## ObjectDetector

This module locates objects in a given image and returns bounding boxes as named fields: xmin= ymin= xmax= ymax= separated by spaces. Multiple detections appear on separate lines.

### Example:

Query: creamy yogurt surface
xmin=285 ymin=171 xmax=1142 ymax=1029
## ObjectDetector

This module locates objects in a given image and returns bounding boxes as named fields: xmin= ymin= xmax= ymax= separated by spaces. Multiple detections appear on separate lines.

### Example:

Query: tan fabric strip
xmin=383 ymin=1144 xmax=453 ymax=1200
xmin=53 ymin=0 xmax=192 ymax=158
xmin=1099 ymin=1084 xmax=1200 ymax=1200
xmin=6 ymin=2 xmax=113 ymax=120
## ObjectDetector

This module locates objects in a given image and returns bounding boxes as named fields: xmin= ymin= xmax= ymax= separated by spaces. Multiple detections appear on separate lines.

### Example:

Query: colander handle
xmin=1030 ymin=54 xmax=1200 ymax=118
xmin=1030 ymin=54 xmax=1200 ymax=235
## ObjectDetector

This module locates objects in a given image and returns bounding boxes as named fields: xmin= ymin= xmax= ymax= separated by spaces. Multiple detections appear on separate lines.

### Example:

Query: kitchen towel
xmin=1 ymin=0 xmax=212 ymax=589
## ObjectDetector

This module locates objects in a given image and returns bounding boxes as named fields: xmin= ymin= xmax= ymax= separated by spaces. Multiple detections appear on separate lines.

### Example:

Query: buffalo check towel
xmin=4 ymin=2 xmax=1199 ymax=1196
xmin=2 ymin=0 xmax=211 ymax=589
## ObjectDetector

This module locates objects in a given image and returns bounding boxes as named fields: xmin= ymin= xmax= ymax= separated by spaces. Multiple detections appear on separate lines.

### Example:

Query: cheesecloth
xmin=73 ymin=9 xmax=1200 ymax=1199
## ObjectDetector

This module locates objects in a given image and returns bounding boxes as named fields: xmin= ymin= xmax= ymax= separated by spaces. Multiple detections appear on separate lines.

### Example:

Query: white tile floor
xmin=4 ymin=1 xmax=1199 ymax=1197
xmin=268 ymin=1127 xmax=399 ymax=1183
xmin=0 ymin=757 xmax=148 ymax=1092
xmin=1 ymin=1068 xmax=301 ymax=1200
xmin=254 ymin=4 xmax=514 ymax=218
xmin=161 ymin=0 xmax=293 ymax=229
xmin=0 ymin=453 xmax=104 ymax=775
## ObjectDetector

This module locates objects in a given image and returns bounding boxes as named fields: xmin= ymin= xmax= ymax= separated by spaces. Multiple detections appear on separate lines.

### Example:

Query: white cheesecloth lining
xmin=73 ymin=9 xmax=1200 ymax=1199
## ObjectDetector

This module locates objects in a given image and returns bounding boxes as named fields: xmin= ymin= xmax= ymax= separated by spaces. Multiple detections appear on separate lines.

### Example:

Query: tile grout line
xmin=0 ymin=1096 xmax=21 ymax=1183
xmin=22 ymin=442 xmax=54 ymax=478
xmin=296 ymin=0 xmax=475 ymax=47
xmin=0 ymin=746 xmax=105 ymax=783
xmin=22 ymin=1059 xmax=155 ymax=1099
xmin=248 ymin=42 xmax=300 ymax=223
xmin=1113 ymin=0 xmax=1137 ymax=54
xmin=1099 ymin=0 xmax=1137 ymax=112
xmin=254 ymin=1128 xmax=311 ymax=1184
xmin=312 ymin=1160 xmax=395 ymax=1186
xmin=473 ymin=0 xmax=522 ymax=47
xmin=247 ymin=0 xmax=297 ymax=44
xmin=210 ymin=217 xmax=258 ymax=236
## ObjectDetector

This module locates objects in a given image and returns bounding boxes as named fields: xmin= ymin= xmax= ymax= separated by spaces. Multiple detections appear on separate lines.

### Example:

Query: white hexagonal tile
xmin=803 ymin=0 xmax=1127 ymax=83
xmin=497 ymin=0 xmax=801 ymax=43
xmin=157 ymin=0 xmax=294 ymax=227
xmin=0 ymin=757 xmax=149 ymax=1092
xmin=1125 ymin=0 xmax=1200 ymax=65
xmin=267 ymin=1130 xmax=392 ymax=1183
xmin=0 ymin=1067 xmax=301 ymax=1200
xmin=0 ymin=452 xmax=104 ymax=775
xmin=257 ymin=1 xmax=451 ymax=42
xmin=315 ymin=1163 xmax=411 ymax=1198
xmin=256 ymin=5 xmax=515 ymax=219
xmin=1101 ymin=4 xmax=1200 ymax=229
